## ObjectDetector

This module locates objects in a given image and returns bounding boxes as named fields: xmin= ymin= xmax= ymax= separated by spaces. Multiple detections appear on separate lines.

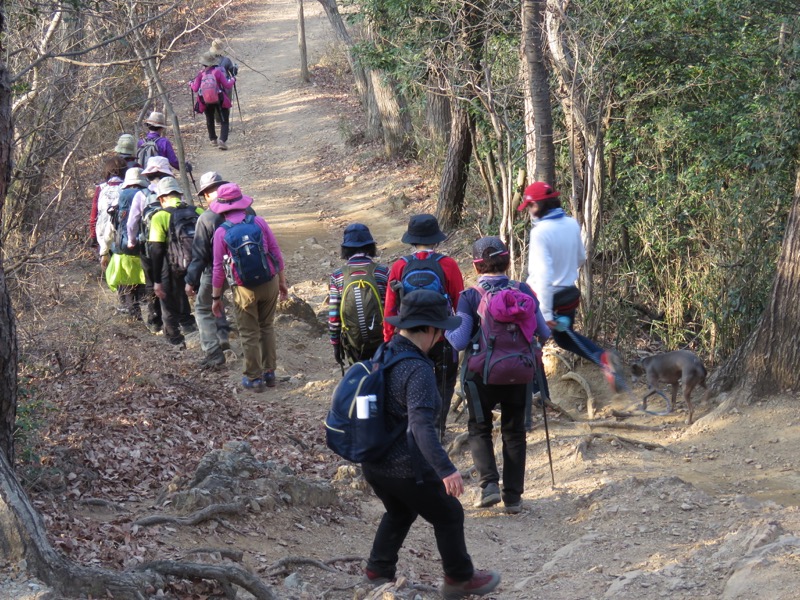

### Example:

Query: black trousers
xmin=467 ymin=377 xmax=527 ymax=505
xmin=363 ymin=471 xmax=474 ymax=581
xmin=159 ymin=265 xmax=196 ymax=345
xmin=204 ymin=105 xmax=230 ymax=142
xmin=140 ymin=254 xmax=162 ymax=329
xmin=429 ymin=338 xmax=458 ymax=438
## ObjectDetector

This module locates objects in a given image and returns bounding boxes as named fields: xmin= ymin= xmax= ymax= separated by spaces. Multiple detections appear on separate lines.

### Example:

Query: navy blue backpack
xmin=325 ymin=346 xmax=418 ymax=463
xmin=221 ymin=215 xmax=274 ymax=288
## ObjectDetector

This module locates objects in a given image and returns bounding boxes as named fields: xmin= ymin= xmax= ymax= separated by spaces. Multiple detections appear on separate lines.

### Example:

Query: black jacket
xmin=185 ymin=205 xmax=255 ymax=289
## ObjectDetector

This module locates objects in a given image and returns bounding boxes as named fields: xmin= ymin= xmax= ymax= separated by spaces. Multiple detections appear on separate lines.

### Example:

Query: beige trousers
xmin=232 ymin=277 xmax=279 ymax=379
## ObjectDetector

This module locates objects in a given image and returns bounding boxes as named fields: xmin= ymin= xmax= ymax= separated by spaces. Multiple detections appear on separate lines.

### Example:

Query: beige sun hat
xmin=122 ymin=167 xmax=149 ymax=189
xmin=114 ymin=134 xmax=136 ymax=156
xmin=144 ymin=111 xmax=166 ymax=128
xmin=209 ymin=38 xmax=225 ymax=56
xmin=200 ymin=52 xmax=220 ymax=67
xmin=156 ymin=176 xmax=184 ymax=199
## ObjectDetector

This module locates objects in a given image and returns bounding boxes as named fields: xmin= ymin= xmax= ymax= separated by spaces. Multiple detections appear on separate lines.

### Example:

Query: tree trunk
xmin=714 ymin=167 xmax=800 ymax=396
xmin=522 ymin=0 xmax=556 ymax=185
xmin=316 ymin=0 xmax=382 ymax=139
xmin=425 ymin=74 xmax=450 ymax=146
xmin=437 ymin=100 xmax=473 ymax=229
xmin=370 ymin=69 xmax=413 ymax=157
xmin=297 ymin=0 xmax=310 ymax=83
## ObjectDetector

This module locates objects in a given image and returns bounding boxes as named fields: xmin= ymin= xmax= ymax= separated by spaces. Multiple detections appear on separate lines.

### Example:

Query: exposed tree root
xmin=571 ymin=432 xmax=669 ymax=462
xmin=577 ymin=419 xmax=664 ymax=432
xmin=77 ymin=497 xmax=129 ymax=511
xmin=133 ymin=501 xmax=245 ymax=527
xmin=561 ymin=371 xmax=596 ymax=418
xmin=181 ymin=548 xmax=244 ymax=562
xmin=446 ymin=431 xmax=470 ymax=457
xmin=136 ymin=560 xmax=277 ymax=600
xmin=263 ymin=555 xmax=341 ymax=576
xmin=543 ymin=397 xmax=577 ymax=421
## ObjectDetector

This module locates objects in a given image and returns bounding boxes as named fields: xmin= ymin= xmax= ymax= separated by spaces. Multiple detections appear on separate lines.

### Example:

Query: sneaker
xmin=241 ymin=376 xmax=265 ymax=392
xmin=504 ymin=500 xmax=523 ymax=514
xmin=199 ymin=348 xmax=225 ymax=369
xmin=363 ymin=568 xmax=392 ymax=586
xmin=262 ymin=370 xmax=276 ymax=388
xmin=210 ymin=139 xmax=218 ymax=147
xmin=473 ymin=483 xmax=501 ymax=508
xmin=442 ymin=569 xmax=501 ymax=599
xmin=600 ymin=350 xmax=624 ymax=393
xmin=218 ymin=140 xmax=228 ymax=150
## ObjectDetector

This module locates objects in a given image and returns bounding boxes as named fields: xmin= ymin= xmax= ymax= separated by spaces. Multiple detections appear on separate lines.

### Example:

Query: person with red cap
xmin=518 ymin=181 xmax=621 ymax=392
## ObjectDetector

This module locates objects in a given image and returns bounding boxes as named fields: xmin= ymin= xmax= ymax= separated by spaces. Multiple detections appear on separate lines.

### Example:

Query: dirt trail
xmin=4 ymin=0 xmax=800 ymax=598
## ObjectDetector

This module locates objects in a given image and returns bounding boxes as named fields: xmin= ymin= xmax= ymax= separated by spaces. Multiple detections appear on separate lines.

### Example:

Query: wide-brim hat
xmin=200 ymin=52 xmax=220 ymax=67
xmin=472 ymin=236 xmax=509 ymax=263
xmin=210 ymin=38 xmax=225 ymax=56
xmin=144 ymin=111 xmax=166 ymax=128
xmin=122 ymin=167 xmax=149 ymax=189
xmin=341 ymin=223 xmax=375 ymax=248
xmin=141 ymin=156 xmax=174 ymax=177
xmin=518 ymin=181 xmax=560 ymax=211
xmin=197 ymin=171 xmax=228 ymax=196
xmin=385 ymin=289 xmax=461 ymax=331
xmin=400 ymin=214 xmax=447 ymax=245
xmin=114 ymin=134 xmax=136 ymax=156
xmin=155 ymin=176 xmax=183 ymax=198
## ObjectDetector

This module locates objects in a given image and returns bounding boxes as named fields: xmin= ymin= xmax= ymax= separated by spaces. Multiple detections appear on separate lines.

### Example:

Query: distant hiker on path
xmin=383 ymin=214 xmax=464 ymax=439
xmin=362 ymin=289 xmax=501 ymax=598
xmin=191 ymin=52 xmax=235 ymax=151
xmin=211 ymin=183 xmax=288 ymax=391
xmin=209 ymin=38 xmax=238 ymax=79
xmin=328 ymin=223 xmax=388 ymax=367
xmin=519 ymin=181 xmax=622 ymax=392
xmin=138 ymin=111 xmax=192 ymax=173
xmin=115 ymin=134 xmax=140 ymax=169
xmin=94 ymin=156 xmax=126 ymax=272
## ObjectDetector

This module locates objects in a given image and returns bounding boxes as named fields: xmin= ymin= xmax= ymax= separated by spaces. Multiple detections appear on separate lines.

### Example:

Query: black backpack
xmin=138 ymin=193 xmax=161 ymax=258
xmin=166 ymin=204 xmax=199 ymax=275
xmin=136 ymin=139 xmax=158 ymax=168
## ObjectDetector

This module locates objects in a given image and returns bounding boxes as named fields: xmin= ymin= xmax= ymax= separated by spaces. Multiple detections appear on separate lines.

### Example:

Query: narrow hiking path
xmin=4 ymin=0 xmax=800 ymax=598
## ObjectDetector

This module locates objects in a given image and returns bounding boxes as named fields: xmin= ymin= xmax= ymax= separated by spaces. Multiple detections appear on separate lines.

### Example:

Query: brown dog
xmin=630 ymin=350 xmax=709 ymax=424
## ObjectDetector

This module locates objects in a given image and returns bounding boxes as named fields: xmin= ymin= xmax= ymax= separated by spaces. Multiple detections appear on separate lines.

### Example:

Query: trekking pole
xmin=233 ymin=82 xmax=245 ymax=135
xmin=187 ymin=169 xmax=198 ymax=194
xmin=534 ymin=342 xmax=556 ymax=488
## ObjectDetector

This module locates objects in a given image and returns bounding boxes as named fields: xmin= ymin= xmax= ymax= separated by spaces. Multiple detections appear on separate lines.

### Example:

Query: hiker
xmin=362 ymin=289 xmax=501 ymax=598
xmin=138 ymin=111 xmax=192 ymax=173
xmin=445 ymin=237 xmax=550 ymax=514
xmin=94 ymin=156 xmax=126 ymax=273
xmin=127 ymin=156 xmax=175 ymax=334
xmin=210 ymin=183 xmax=288 ymax=391
xmin=146 ymin=176 xmax=200 ymax=346
xmin=328 ymin=223 xmax=389 ymax=367
xmin=209 ymin=38 xmax=238 ymax=79
xmin=190 ymin=52 xmax=235 ymax=150
xmin=184 ymin=172 xmax=245 ymax=368
xmin=383 ymin=214 xmax=464 ymax=439
xmin=115 ymin=134 xmax=140 ymax=169
xmin=519 ymin=181 xmax=622 ymax=391
xmin=104 ymin=167 xmax=149 ymax=319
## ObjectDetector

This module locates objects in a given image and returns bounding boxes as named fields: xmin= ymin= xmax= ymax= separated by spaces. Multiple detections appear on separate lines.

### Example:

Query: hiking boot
xmin=218 ymin=140 xmax=228 ymax=150
xmin=504 ymin=500 xmax=523 ymax=514
xmin=363 ymin=568 xmax=393 ymax=586
xmin=199 ymin=348 xmax=225 ymax=369
xmin=441 ymin=570 xmax=501 ymax=599
xmin=241 ymin=376 xmax=265 ymax=392
xmin=182 ymin=322 xmax=198 ymax=335
xmin=262 ymin=370 xmax=276 ymax=388
xmin=209 ymin=139 xmax=218 ymax=147
xmin=146 ymin=322 xmax=163 ymax=335
xmin=473 ymin=483 xmax=501 ymax=508
xmin=600 ymin=350 xmax=624 ymax=393
xmin=218 ymin=331 xmax=231 ymax=351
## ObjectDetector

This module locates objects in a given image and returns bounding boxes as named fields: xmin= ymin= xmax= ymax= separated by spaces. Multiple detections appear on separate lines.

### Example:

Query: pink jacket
xmin=190 ymin=67 xmax=234 ymax=111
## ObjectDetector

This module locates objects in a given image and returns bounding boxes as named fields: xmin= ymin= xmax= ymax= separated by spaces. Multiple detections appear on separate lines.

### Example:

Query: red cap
xmin=518 ymin=181 xmax=560 ymax=211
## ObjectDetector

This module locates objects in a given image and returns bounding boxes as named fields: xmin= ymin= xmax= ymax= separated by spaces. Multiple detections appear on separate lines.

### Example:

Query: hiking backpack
xmin=97 ymin=181 xmax=121 ymax=249
xmin=396 ymin=253 xmax=450 ymax=306
xmin=136 ymin=139 xmax=158 ymax=168
xmin=199 ymin=68 xmax=221 ymax=105
xmin=465 ymin=282 xmax=539 ymax=385
xmin=113 ymin=187 xmax=142 ymax=255
xmin=325 ymin=345 xmax=419 ymax=463
xmin=340 ymin=263 xmax=384 ymax=361
xmin=138 ymin=194 xmax=162 ymax=258
xmin=221 ymin=215 xmax=273 ymax=288
xmin=166 ymin=204 xmax=199 ymax=275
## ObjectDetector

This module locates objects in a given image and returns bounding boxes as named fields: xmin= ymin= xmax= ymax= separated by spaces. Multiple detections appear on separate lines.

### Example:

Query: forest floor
xmin=3 ymin=0 xmax=800 ymax=598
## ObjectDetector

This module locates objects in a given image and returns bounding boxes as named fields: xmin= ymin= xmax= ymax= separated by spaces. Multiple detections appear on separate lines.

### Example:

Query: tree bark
xmin=522 ymin=0 xmax=556 ymax=185
xmin=437 ymin=100 xmax=473 ymax=229
xmin=370 ymin=69 xmax=413 ymax=157
xmin=713 ymin=167 xmax=800 ymax=396
xmin=297 ymin=0 xmax=310 ymax=83
xmin=425 ymin=73 xmax=450 ymax=146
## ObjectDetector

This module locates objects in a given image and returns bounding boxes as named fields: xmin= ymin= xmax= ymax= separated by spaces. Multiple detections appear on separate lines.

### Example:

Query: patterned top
xmin=328 ymin=255 xmax=389 ymax=345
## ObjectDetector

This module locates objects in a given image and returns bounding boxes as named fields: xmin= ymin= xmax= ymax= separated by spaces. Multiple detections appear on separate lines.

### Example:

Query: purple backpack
xmin=466 ymin=282 xmax=538 ymax=385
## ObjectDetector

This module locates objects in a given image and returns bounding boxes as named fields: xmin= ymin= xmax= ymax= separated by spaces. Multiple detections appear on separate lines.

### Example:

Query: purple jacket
xmin=138 ymin=132 xmax=179 ymax=170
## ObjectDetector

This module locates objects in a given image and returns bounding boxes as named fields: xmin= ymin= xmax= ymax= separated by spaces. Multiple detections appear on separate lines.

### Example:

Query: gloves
xmin=231 ymin=64 xmax=239 ymax=77
xmin=185 ymin=161 xmax=193 ymax=173
xmin=333 ymin=344 xmax=343 ymax=365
